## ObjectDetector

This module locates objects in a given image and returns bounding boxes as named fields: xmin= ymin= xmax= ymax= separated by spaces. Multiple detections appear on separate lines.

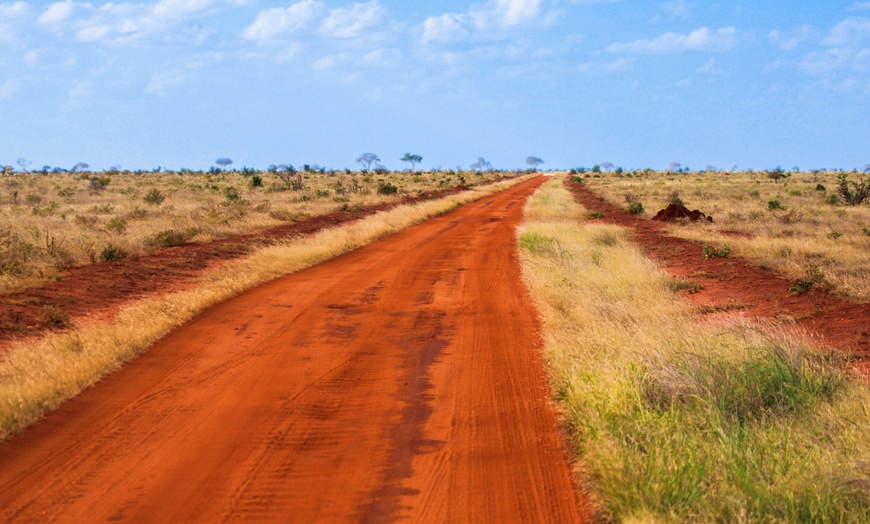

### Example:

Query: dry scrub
xmin=580 ymin=170 xmax=870 ymax=302
xmin=0 ymin=169 xmax=504 ymax=293
xmin=519 ymin=176 xmax=870 ymax=522
xmin=0 ymin=176 xmax=530 ymax=441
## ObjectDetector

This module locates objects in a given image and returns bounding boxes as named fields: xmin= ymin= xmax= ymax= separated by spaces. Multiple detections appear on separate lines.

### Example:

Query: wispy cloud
xmin=769 ymin=25 xmax=816 ymax=51
xmin=421 ymin=0 xmax=554 ymax=43
xmin=242 ymin=0 xmax=324 ymax=41
xmin=319 ymin=1 xmax=386 ymax=39
xmin=606 ymin=27 xmax=737 ymax=54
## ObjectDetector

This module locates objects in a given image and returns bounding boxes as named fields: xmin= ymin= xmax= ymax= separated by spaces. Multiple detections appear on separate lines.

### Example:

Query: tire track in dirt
xmin=0 ymin=177 xmax=589 ymax=522
xmin=567 ymin=180 xmax=870 ymax=365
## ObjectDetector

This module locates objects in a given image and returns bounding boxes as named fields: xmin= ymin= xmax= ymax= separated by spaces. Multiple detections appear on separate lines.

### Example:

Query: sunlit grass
xmin=0 ymin=169 xmax=509 ymax=293
xmin=519 ymin=176 xmax=870 ymax=522
xmin=581 ymin=170 xmax=870 ymax=301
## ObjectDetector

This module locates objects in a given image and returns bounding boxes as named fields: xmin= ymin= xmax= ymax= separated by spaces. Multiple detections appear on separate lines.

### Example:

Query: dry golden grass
xmin=0 ymin=169 xmax=508 ymax=293
xmin=580 ymin=169 xmax=870 ymax=301
xmin=0 ymin=175 xmax=532 ymax=441
xmin=519 ymin=175 xmax=870 ymax=522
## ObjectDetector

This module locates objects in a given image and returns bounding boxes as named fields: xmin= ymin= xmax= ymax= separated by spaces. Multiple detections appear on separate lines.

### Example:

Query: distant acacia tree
xmin=667 ymin=162 xmax=682 ymax=172
xmin=470 ymin=157 xmax=492 ymax=172
xmin=71 ymin=162 xmax=89 ymax=173
xmin=16 ymin=158 xmax=31 ymax=172
xmin=215 ymin=158 xmax=233 ymax=171
xmin=768 ymin=168 xmax=788 ymax=183
xmin=600 ymin=161 xmax=614 ymax=172
xmin=863 ymin=164 xmax=870 ymax=173
xmin=526 ymin=156 xmax=544 ymax=171
xmin=356 ymin=152 xmax=380 ymax=172
xmin=401 ymin=153 xmax=422 ymax=172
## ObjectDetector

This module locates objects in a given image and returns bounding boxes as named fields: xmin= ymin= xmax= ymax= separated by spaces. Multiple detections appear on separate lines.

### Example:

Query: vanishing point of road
xmin=0 ymin=177 xmax=588 ymax=522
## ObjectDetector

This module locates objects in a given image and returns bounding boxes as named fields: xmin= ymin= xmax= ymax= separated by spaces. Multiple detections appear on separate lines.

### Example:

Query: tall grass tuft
xmin=518 ymin=176 xmax=870 ymax=522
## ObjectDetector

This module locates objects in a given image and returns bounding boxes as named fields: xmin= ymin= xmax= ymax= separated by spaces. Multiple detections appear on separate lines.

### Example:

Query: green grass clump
xmin=518 ymin=176 xmax=870 ymax=522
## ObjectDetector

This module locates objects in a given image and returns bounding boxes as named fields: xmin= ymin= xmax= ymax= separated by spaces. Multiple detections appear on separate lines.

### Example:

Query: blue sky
xmin=1 ymin=0 xmax=868 ymax=171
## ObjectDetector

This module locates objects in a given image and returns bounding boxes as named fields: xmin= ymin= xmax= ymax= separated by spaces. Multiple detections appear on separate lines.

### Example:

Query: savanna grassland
xmin=0 ymin=168 xmax=504 ymax=294
xmin=519 ymin=175 xmax=870 ymax=522
xmin=580 ymin=169 xmax=870 ymax=302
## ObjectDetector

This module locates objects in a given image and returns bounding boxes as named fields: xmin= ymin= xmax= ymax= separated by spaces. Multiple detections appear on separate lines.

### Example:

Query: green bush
xmin=377 ymin=182 xmax=398 ymax=195
xmin=143 ymin=189 xmax=166 ymax=205
xmin=768 ymin=199 xmax=785 ymax=211
xmin=144 ymin=229 xmax=195 ymax=249
xmin=99 ymin=243 xmax=127 ymax=262
xmin=627 ymin=202 xmax=644 ymax=215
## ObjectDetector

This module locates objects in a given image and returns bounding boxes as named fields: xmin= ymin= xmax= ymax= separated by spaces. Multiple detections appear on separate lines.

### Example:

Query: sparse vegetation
xmin=519 ymin=176 xmax=870 ymax=522
xmin=0 ymin=169 xmax=512 ymax=294
xmin=582 ymin=169 xmax=870 ymax=301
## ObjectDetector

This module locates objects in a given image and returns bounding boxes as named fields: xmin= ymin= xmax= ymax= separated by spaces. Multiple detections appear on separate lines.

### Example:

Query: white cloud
xmin=243 ymin=0 xmax=324 ymax=41
xmin=145 ymin=69 xmax=185 ymax=95
xmin=38 ymin=1 xmax=77 ymax=26
xmin=697 ymin=58 xmax=723 ymax=74
xmin=320 ymin=1 xmax=385 ymax=39
xmin=606 ymin=27 xmax=737 ymax=54
xmin=850 ymin=2 xmax=870 ymax=11
xmin=311 ymin=56 xmax=335 ymax=69
xmin=153 ymin=0 xmax=217 ymax=19
xmin=494 ymin=0 xmax=543 ymax=27
xmin=24 ymin=48 xmax=76 ymax=68
xmin=799 ymin=17 xmax=870 ymax=86
xmin=68 ymin=80 xmax=92 ymax=98
xmin=1 ymin=1 xmax=30 ymax=42
xmin=769 ymin=25 xmax=815 ymax=51
xmin=576 ymin=56 xmax=636 ymax=73
xmin=0 ymin=78 xmax=20 ymax=99
xmin=421 ymin=0 xmax=551 ymax=43
xmin=821 ymin=17 xmax=870 ymax=47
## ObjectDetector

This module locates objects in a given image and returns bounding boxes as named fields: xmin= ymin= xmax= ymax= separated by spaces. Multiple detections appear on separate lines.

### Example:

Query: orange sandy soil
xmin=0 ymin=184 xmax=487 ymax=354
xmin=567 ymin=179 xmax=870 ymax=371
xmin=0 ymin=177 xmax=592 ymax=522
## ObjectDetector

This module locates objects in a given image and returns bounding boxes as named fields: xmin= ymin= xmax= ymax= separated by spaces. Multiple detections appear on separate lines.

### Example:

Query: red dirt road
xmin=0 ymin=178 xmax=588 ymax=522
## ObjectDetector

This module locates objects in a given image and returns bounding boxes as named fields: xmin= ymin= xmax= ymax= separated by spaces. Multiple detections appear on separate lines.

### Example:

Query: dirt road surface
xmin=0 ymin=177 xmax=589 ymax=522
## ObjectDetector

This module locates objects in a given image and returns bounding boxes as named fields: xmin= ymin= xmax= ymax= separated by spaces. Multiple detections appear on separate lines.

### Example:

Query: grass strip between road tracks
xmin=518 ymin=175 xmax=870 ymax=522
xmin=0 ymin=175 xmax=532 ymax=442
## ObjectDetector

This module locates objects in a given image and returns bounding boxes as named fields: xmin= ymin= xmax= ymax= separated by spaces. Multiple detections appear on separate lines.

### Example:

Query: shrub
xmin=767 ymin=199 xmax=785 ymax=211
xmin=667 ymin=191 xmax=684 ymax=206
xmin=588 ymin=211 xmax=604 ymax=219
xmin=250 ymin=175 xmax=263 ymax=188
xmin=105 ymin=216 xmax=127 ymax=235
xmin=837 ymin=173 xmax=870 ymax=206
xmin=99 ymin=243 xmax=127 ymax=262
xmin=627 ymin=202 xmax=644 ymax=215
xmin=144 ymin=229 xmax=194 ymax=249
xmin=703 ymin=245 xmax=731 ymax=259
xmin=143 ymin=189 xmax=166 ymax=205
xmin=39 ymin=305 xmax=70 ymax=329
xmin=815 ymin=184 xmax=826 ymax=192
xmin=377 ymin=182 xmax=398 ymax=195
xmin=224 ymin=187 xmax=241 ymax=201
xmin=789 ymin=264 xmax=825 ymax=295
xmin=571 ymin=175 xmax=584 ymax=184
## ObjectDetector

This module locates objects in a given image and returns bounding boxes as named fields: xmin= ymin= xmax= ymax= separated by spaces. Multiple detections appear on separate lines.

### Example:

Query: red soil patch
xmin=0 ymin=177 xmax=590 ymax=522
xmin=0 ymin=184 xmax=483 ymax=354
xmin=568 ymin=180 xmax=870 ymax=370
